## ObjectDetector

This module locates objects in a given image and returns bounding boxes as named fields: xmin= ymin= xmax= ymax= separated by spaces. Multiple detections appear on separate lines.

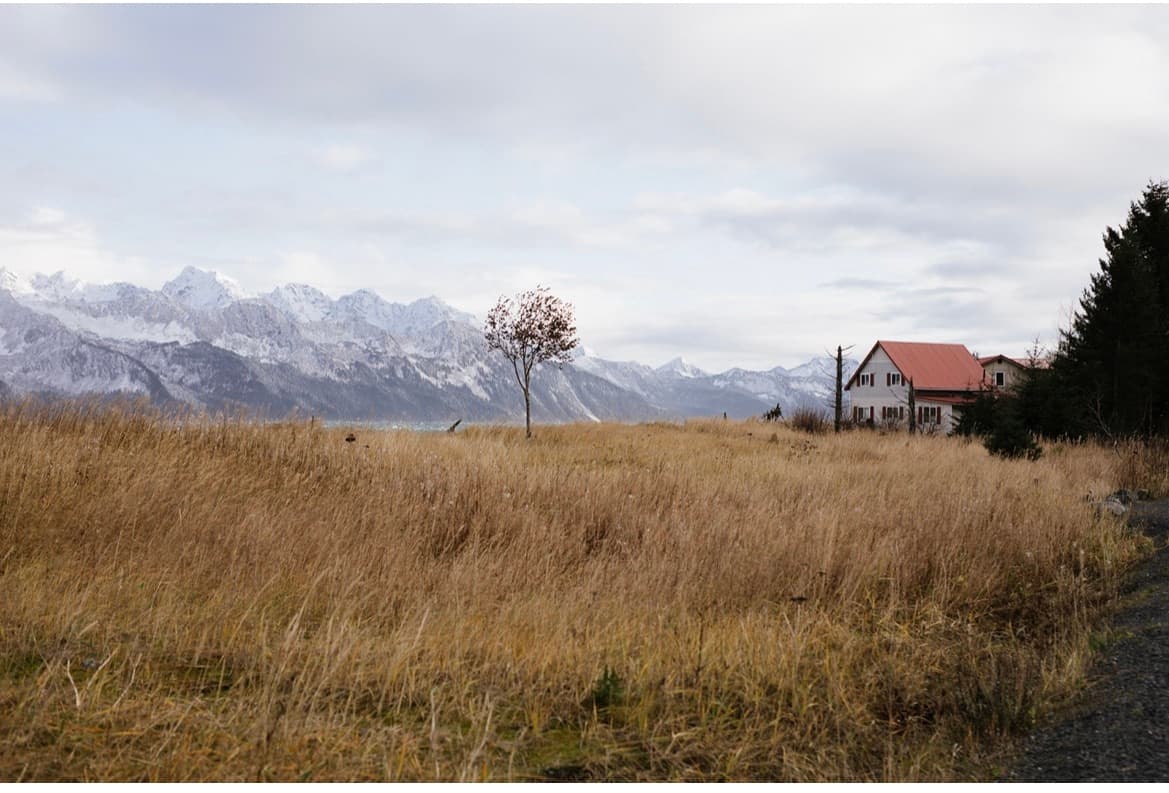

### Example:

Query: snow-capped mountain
xmin=0 ymin=268 xmax=32 ymax=295
xmin=0 ymin=266 xmax=856 ymax=422
xmin=333 ymin=290 xmax=477 ymax=340
xmin=161 ymin=266 xmax=251 ymax=311
xmin=265 ymin=283 xmax=333 ymax=323
xmin=656 ymin=356 xmax=708 ymax=379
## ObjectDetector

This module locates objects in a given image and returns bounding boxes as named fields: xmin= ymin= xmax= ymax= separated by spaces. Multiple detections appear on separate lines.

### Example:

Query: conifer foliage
xmin=1031 ymin=181 xmax=1169 ymax=438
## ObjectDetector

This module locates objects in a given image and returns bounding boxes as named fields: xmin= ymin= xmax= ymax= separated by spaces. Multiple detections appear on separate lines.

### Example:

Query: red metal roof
xmin=849 ymin=340 xmax=985 ymax=391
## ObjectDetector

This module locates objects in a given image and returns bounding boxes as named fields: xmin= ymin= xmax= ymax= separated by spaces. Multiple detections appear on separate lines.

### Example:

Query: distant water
xmin=321 ymin=419 xmax=481 ymax=432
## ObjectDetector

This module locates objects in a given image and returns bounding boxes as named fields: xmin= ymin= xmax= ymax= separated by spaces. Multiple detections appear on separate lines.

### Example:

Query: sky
xmin=1 ymin=4 xmax=1168 ymax=372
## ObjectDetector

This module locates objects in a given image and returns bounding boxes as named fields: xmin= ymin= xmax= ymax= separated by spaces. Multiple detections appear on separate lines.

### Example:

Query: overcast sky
xmin=1 ymin=4 xmax=1167 ymax=371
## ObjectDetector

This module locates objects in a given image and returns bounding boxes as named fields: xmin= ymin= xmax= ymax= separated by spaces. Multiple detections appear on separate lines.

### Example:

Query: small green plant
xmin=982 ymin=398 xmax=1042 ymax=461
xmin=587 ymin=666 xmax=623 ymax=710
xmin=985 ymin=425 xmax=1042 ymax=461
xmin=954 ymin=391 xmax=1042 ymax=460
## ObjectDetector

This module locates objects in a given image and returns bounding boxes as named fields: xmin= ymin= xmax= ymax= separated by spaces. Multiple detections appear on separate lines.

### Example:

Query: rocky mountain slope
xmin=0 ymin=267 xmax=856 ymax=423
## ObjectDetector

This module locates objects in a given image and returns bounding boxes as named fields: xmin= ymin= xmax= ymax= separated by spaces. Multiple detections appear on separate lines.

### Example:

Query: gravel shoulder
xmin=1003 ymin=499 xmax=1169 ymax=782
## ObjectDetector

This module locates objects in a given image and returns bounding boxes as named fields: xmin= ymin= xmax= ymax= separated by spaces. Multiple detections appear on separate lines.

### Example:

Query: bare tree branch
xmin=485 ymin=285 xmax=580 ymax=438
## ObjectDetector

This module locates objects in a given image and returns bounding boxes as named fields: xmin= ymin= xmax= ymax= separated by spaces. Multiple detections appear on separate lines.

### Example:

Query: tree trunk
xmin=834 ymin=345 xmax=843 ymax=433
xmin=523 ymin=379 xmax=532 ymax=439
xmin=908 ymin=377 xmax=917 ymax=434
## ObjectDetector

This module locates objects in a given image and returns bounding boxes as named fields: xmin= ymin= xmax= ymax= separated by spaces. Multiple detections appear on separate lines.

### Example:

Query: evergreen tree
xmin=982 ymin=395 xmax=1043 ymax=461
xmin=953 ymin=388 xmax=997 ymax=438
xmin=1046 ymin=181 xmax=1169 ymax=437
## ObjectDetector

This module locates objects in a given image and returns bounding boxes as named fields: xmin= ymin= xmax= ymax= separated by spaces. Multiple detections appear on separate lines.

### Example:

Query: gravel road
xmin=1003 ymin=499 xmax=1169 ymax=781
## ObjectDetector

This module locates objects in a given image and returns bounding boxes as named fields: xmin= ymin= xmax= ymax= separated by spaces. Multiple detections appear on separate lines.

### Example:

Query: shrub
xmin=788 ymin=406 xmax=830 ymax=434
xmin=953 ymin=390 xmax=998 ymax=438
xmin=983 ymin=399 xmax=1043 ymax=461
xmin=954 ymin=392 xmax=1042 ymax=460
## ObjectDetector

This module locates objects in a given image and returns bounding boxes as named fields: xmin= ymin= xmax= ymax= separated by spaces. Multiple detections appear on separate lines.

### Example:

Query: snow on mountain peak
xmin=345 ymin=288 xmax=382 ymax=303
xmin=266 ymin=283 xmax=334 ymax=322
xmin=333 ymin=289 xmax=476 ymax=337
xmin=0 ymin=267 xmax=34 ymax=296
xmin=787 ymin=356 xmax=850 ymax=379
xmin=23 ymin=271 xmax=135 ymax=303
xmin=409 ymin=295 xmax=477 ymax=327
xmin=30 ymin=271 xmax=84 ymax=298
xmin=0 ymin=264 xmax=853 ymax=423
xmin=162 ymin=266 xmax=250 ymax=310
xmin=656 ymin=356 xmax=708 ymax=379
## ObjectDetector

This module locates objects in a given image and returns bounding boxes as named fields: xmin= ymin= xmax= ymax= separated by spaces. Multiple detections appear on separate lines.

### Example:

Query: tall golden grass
xmin=0 ymin=400 xmax=1152 ymax=780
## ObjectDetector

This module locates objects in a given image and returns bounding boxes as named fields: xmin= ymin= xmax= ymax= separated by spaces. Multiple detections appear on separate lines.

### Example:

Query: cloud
xmin=5 ymin=7 xmax=1167 ymax=191
xmin=271 ymin=251 xmax=333 ymax=291
xmin=0 ymin=207 xmax=157 ymax=287
xmin=0 ymin=5 xmax=1164 ymax=368
xmin=315 ymin=144 xmax=373 ymax=171
xmin=320 ymin=200 xmax=671 ymax=252
xmin=635 ymin=6 xmax=1169 ymax=195
xmin=0 ymin=206 xmax=92 ymax=245
xmin=0 ymin=62 xmax=59 ymax=102
xmin=820 ymin=278 xmax=902 ymax=292
xmin=635 ymin=186 xmax=1031 ymax=260
xmin=7 ymin=6 xmax=1166 ymax=220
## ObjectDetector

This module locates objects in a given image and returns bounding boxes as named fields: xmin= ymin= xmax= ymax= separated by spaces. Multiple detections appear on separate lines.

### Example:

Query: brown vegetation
xmin=1114 ymin=437 xmax=1169 ymax=498
xmin=787 ymin=406 xmax=832 ymax=434
xmin=0 ymin=400 xmax=1154 ymax=780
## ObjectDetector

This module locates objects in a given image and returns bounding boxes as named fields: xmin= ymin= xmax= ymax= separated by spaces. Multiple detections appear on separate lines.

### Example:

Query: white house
xmin=845 ymin=340 xmax=987 ymax=433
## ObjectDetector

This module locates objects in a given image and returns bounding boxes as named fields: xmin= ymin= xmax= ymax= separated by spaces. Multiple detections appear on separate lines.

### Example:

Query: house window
xmin=881 ymin=406 xmax=905 ymax=422
xmin=918 ymin=406 xmax=940 ymax=424
xmin=890 ymin=373 xmax=903 ymax=387
xmin=859 ymin=373 xmax=873 ymax=387
xmin=995 ymin=371 xmax=1006 ymax=387
xmin=853 ymin=406 xmax=866 ymax=421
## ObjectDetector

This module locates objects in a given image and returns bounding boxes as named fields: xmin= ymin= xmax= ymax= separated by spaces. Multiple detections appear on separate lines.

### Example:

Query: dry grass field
xmin=0 ymin=400 xmax=1158 ymax=781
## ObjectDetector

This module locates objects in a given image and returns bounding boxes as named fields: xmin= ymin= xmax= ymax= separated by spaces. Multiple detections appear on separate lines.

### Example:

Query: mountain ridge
xmin=0 ymin=266 xmax=857 ymax=423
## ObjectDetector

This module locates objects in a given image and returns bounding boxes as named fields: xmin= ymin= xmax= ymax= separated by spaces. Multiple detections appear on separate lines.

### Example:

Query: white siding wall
xmin=923 ymin=402 xmax=959 ymax=434
xmin=849 ymin=347 xmax=960 ymax=432
xmin=849 ymin=347 xmax=909 ymax=421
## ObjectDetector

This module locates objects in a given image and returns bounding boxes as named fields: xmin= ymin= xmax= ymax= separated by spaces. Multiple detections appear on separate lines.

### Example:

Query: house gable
xmin=846 ymin=340 xmax=984 ymax=392
xmin=979 ymin=354 xmax=1029 ymax=390
xmin=845 ymin=343 xmax=906 ymax=391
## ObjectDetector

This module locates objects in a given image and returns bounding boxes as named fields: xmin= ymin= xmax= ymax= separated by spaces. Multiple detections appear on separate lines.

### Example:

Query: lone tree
xmin=485 ymin=286 xmax=580 ymax=438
